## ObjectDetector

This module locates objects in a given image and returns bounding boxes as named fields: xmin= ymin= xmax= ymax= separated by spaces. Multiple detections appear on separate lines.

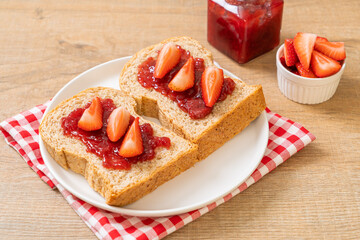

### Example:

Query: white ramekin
xmin=276 ymin=44 xmax=346 ymax=104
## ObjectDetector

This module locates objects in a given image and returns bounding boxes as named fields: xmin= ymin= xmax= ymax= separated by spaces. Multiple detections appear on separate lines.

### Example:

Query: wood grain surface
xmin=1 ymin=0 xmax=359 ymax=239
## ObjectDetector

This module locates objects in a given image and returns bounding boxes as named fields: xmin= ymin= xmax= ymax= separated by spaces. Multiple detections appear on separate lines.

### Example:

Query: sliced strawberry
xmin=314 ymin=41 xmax=346 ymax=61
xmin=201 ymin=67 xmax=224 ymax=107
xmin=316 ymin=36 xmax=328 ymax=43
xmin=311 ymin=50 xmax=342 ymax=78
xmin=118 ymin=117 xmax=143 ymax=158
xmin=106 ymin=107 xmax=130 ymax=142
xmin=295 ymin=62 xmax=316 ymax=78
xmin=154 ymin=42 xmax=181 ymax=79
xmin=284 ymin=39 xmax=298 ymax=66
xmin=168 ymin=57 xmax=195 ymax=92
xmin=292 ymin=70 xmax=300 ymax=76
xmin=293 ymin=32 xmax=317 ymax=70
xmin=78 ymin=97 xmax=103 ymax=131
xmin=280 ymin=56 xmax=286 ymax=67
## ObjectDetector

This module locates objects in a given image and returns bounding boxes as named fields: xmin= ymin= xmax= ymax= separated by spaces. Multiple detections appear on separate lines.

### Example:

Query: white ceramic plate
xmin=39 ymin=56 xmax=269 ymax=217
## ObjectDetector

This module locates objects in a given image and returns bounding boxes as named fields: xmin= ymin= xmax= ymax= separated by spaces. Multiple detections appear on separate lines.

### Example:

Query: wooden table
xmin=1 ymin=0 xmax=359 ymax=239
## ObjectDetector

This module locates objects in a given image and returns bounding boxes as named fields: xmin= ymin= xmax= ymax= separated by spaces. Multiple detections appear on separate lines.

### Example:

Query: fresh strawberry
xmin=284 ymin=39 xmax=298 ymax=66
xmin=154 ymin=42 xmax=181 ymax=78
xmin=201 ymin=67 xmax=224 ymax=107
xmin=106 ymin=107 xmax=130 ymax=142
xmin=118 ymin=117 xmax=143 ymax=158
xmin=292 ymin=70 xmax=300 ymax=76
xmin=295 ymin=62 xmax=316 ymax=78
xmin=78 ymin=97 xmax=103 ymax=131
xmin=311 ymin=50 xmax=342 ymax=78
xmin=316 ymin=36 xmax=328 ymax=43
xmin=280 ymin=56 xmax=287 ymax=67
xmin=168 ymin=57 xmax=195 ymax=92
xmin=293 ymin=32 xmax=317 ymax=70
xmin=314 ymin=41 xmax=346 ymax=61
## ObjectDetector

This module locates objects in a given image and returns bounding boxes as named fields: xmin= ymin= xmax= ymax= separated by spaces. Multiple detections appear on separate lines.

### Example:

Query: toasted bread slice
xmin=119 ymin=37 xmax=266 ymax=159
xmin=39 ymin=87 xmax=198 ymax=206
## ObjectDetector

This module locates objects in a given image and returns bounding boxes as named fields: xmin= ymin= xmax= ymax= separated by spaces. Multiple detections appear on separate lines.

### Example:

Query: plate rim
xmin=39 ymin=56 xmax=269 ymax=217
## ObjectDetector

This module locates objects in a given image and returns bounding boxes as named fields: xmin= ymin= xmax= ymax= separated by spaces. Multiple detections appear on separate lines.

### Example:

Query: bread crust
xmin=40 ymin=87 xmax=198 ymax=206
xmin=119 ymin=36 xmax=266 ymax=160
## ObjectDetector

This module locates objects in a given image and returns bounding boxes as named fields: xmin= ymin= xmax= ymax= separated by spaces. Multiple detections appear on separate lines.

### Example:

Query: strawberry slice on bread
xmin=119 ymin=117 xmax=144 ymax=158
xmin=106 ymin=107 xmax=130 ymax=142
xmin=168 ymin=56 xmax=195 ymax=92
xmin=294 ymin=32 xmax=317 ymax=70
xmin=201 ymin=66 xmax=224 ymax=107
xmin=78 ymin=97 xmax=103 ymax=131
xmin=311 ymin=50 xmax=342 ymax=78
xmin=154 ymin=42 xmax=181 ymax=79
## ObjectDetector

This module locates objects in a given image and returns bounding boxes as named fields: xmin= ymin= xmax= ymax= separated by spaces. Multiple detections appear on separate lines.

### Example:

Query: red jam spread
xmin=208 ymin=0 xmax=284 ymax=63
xmin=137 ymin=46 xmax=235 ymax=119
xmin=61 ymin=98 xmax=171 ymax=170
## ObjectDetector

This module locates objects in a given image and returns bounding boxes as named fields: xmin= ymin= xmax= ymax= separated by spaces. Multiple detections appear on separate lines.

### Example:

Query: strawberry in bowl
xmin=276 ymin=32 xmax=346 ymax=104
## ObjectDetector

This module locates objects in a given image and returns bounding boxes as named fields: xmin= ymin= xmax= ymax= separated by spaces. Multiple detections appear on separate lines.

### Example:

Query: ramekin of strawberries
xmin=276 ymin=32 xmax=346 ymax=104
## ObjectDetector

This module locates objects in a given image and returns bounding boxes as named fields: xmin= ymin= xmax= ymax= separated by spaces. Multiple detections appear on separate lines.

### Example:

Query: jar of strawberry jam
xmin=208 ymin=0 xmax=284 ymax=64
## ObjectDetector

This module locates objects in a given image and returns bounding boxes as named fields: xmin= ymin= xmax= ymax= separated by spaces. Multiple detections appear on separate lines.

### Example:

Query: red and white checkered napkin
xmin=1 ymin=102 xmax=315 ymax=240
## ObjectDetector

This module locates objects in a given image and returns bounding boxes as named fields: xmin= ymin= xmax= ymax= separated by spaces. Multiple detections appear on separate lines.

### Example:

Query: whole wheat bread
xmin=39 ymin=87 xmax=198 ymax=206
xmin=119 ymin=36 xmax=266 ymax=160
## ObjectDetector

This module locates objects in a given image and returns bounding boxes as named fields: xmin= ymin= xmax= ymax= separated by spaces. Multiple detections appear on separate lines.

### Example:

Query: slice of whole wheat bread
xmin=39 ymin=87 xmax=198 ymax=206
xmin=119 ymin=36 xmax=266 ymax=160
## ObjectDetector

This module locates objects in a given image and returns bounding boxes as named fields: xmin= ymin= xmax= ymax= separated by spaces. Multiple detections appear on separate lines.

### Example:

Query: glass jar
xmin=207 ymin=0 xmax=284 ymax=64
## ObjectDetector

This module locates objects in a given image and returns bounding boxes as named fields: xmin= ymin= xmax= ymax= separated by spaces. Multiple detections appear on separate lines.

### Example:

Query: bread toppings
xmin=168 ymin=56 xmax=195 ymax=92
xmin=106 ymin=106 xmax=130 ymax=142
xmin=61 ymin=98 xmax=171 ymax=170
xmin=138 ymin=45 xmax=235 ymax=119
xmin=78 ymin=97 xmax=103 ymax=131
xmin=154 ymin=42 xmax=181 ymax=78
xmin=201 ymin=66 xmax=224 ymax=107
xmin=118 ymin=117 xmax=144 ymax=158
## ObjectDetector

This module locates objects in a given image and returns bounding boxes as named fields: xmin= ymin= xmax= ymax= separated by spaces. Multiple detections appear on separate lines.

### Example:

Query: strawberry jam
xmin=138 ymin=46 xmax=235 ymax=119
xmin=208 ymin=0 xmax=284 ymax=63
xmin=61 ymin=98 xmax=171 ymax=170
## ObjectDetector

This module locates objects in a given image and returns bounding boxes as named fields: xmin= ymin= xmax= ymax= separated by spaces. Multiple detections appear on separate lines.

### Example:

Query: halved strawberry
xmin=314 ymin=41 xmax=346 ymax=61
xmin=311 ymin=50 xmax=341 ymax=78
xmin=292 ymin=70 xmax=300 ymax=76
xmin=280 ymin=56 xmax=286 ymax=67
xmin=106 ymin=107 xmax=130 ymax=142
xmin=168 ymin=57 xmax=195 ymax=92
xmin=293 ymin=32 xmax=317 ymax=70
xmin=201 ymin=67 xmax=224 ymax=107
xmin=295 ymin=62 xmax=316 ymax=78
xmin=316 ymin=36 xmax=328 ymax=43
xmin=78 ymin=97 xmax=103 ymax=131
xmin=284 ymin=39 xmax=298 ymax=66
xmin=118 ymin=117 xmax=143 ymax=158
xmin=154 ymin=42 xmax=181 ymax=79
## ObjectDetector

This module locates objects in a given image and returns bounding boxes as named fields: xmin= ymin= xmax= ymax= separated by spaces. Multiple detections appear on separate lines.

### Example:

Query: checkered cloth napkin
xmin=1 ymin=102 xmax=315 ymax=240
